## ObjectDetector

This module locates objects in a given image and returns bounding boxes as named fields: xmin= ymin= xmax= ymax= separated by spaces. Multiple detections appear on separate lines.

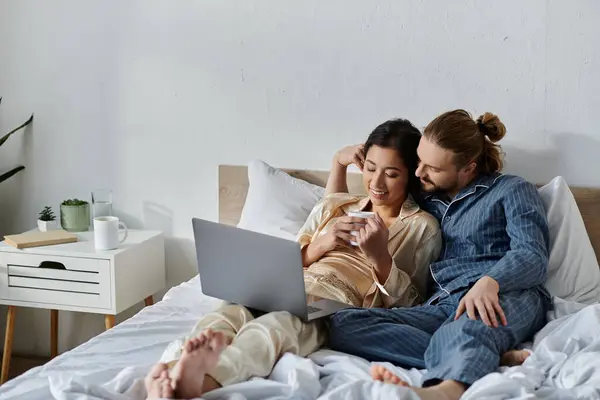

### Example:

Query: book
xmin=3 ymin=230 xmax=78 ymax=249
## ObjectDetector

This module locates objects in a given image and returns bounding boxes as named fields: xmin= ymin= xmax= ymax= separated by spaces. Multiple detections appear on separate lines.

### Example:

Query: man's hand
xmin=455 ymin=276 xmax=507 ymax=328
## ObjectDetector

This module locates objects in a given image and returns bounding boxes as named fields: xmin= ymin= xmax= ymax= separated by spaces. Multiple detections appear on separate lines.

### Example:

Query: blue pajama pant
xmin=328 ymin=289 xmax=547 ymax=386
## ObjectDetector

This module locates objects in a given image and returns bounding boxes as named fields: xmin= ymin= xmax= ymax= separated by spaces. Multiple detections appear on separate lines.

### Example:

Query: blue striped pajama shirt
xmin=328 ymin=173 xmax=552 ymax=386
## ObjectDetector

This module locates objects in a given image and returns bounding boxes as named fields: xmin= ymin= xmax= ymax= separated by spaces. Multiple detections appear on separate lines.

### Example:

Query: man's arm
xmin=486 ymin=179 xmax=550 ymax=293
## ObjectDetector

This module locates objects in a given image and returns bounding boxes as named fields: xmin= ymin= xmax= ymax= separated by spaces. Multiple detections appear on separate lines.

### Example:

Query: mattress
xmin=1 ymin=277 xmax=599 ymax=400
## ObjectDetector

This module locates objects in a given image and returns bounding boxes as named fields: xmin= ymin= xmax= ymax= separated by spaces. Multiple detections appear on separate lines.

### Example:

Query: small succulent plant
xmin=61 ymin=198 xmax=89 ymax=206
xmin=38 ymin=206 xmax=56 ymax=221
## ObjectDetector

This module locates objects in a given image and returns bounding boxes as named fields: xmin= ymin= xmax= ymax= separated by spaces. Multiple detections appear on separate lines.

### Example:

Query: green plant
xmin=39 ymin=206 xmax=56 ymax=221
xmin=61 ymin=198 xmax=89 ymax=206
xmin=0 ymin=97 xmax=34 ymax=184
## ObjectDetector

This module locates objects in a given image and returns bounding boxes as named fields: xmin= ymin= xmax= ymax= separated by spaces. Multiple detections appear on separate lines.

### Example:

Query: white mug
xmin=94 ymin=216 xmax=128 ymax=250
xmin=347 ymin=211 xmax=375 ymax=246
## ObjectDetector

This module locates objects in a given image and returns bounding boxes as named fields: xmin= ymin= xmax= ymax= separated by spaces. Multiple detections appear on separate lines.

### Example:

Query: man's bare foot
xmin=170 ymin=329 xmax=227 ymax=399
xmin=145 ymin=364 xmax=174 ymax=399
xmin=500 ymin=349 xmax=531 ymax=367
xmin=371 ymin=365 xmax=465 ymax=400
xmin=371 ymin=365 xmax=409 ymax=386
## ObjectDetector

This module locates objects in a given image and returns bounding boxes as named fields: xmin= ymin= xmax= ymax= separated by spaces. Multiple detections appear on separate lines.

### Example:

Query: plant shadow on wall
xmin=0 ymin=97 xmax=34 ymax=184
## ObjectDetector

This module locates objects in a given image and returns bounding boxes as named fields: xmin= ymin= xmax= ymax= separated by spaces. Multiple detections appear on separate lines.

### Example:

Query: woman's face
xmin=362 ymin=145 xmax=409 ymax=208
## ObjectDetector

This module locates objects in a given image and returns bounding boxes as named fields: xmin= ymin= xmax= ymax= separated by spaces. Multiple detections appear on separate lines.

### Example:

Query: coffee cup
xmin=347 ymin=211 xmax=375 ymax=246
xmin=94 ymin=216 xmax=128 ymax=251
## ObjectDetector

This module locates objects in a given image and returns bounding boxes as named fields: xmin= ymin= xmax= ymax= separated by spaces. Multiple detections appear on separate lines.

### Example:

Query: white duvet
xmin=1 ymin=278 xmax=599 ymax=400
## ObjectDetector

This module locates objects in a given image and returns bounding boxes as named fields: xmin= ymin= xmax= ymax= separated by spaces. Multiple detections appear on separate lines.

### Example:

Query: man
xmin=328 ymin=109 xmax=551 ymax=400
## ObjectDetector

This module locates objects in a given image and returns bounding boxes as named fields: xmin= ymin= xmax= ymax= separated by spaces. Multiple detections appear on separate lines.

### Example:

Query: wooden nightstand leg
xmin=1 ymin=306 xmax=16 ymax=384
xmin=50 ymin=310 xmax=58 ymax=359
xmin=105 ymin=315 xmax=115 ymax=330
xmin=144 ymin=295 xmax=154 ymax=307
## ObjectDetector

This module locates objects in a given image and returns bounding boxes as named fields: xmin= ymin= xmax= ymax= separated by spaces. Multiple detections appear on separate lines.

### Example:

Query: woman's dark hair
xmin=364 ymin=118 xmax=422 ymax=201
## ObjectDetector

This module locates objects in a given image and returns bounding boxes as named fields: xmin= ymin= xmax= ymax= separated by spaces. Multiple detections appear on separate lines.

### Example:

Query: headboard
xmin=218 ymin=165 xmax=600 ymax=264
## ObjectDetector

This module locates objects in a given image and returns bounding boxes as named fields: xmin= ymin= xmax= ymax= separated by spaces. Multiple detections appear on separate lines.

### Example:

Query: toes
xmin=370 ymin=365 xmax=384 ymax=381
xmin=214 ymin=332 xmax=227 ymax=348
xmin=185 ymin=337 xmax=201 ymax=353
xmin=383 ymin=370 xmax=393 ymax=381
xmin=197 ymin=333 xmax=208 ymax=346
xmin=161 ymin=377 xmax=173 ymax=398
xmin=190 ymin=337 xmax=202 ymax=350
xmin=150 ymin=363 xmax=168 ymax=379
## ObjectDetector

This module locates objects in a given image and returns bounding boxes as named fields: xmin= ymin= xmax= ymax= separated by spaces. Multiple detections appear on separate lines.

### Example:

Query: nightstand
xmin=0 ymin=229 xmax=165 ymax=383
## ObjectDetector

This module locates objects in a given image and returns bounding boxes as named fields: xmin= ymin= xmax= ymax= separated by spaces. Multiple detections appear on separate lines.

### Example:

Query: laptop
xmin=192 ymin=218 xmax=351 ymax=322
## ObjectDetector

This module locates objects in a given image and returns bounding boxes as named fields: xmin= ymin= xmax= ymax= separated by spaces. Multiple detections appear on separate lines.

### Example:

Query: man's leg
xmin=369 ymin=290 xmax=547 ymax=400
xmin=328 ymin=304 xmax=449 ymax=369
xmin=423 ymin=289 xmax=547 ymax=386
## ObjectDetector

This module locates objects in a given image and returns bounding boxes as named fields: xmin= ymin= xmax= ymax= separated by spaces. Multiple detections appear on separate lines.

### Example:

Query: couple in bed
xmin=146 ymin=109 xmax=551 ymax=400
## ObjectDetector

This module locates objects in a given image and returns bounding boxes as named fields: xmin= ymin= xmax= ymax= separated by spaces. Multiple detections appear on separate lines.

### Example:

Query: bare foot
xmin=500 ymin=349 xmax=531 ymax=367
xmin=145 ymin=364 xmax=174 ymax=399
xmin=170 ymin=329 xmax=227 ymax=399
xmin=371 ymin=365 xmax=465 ymax=400
xmin=371 ymin=365 xmax=409 ymax=386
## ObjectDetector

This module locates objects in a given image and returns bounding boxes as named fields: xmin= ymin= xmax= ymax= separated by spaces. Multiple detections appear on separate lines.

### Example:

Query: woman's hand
xmin=355 ymin=214 xmax=392 ymax=280
xmin=335 ymin=144 xmax=365 ymax=170
xmin=302 ymin=216 xmax=366 ymax=266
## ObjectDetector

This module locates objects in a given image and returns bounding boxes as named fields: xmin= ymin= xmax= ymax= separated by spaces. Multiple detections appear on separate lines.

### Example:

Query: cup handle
xmin=119 ymin=222 xmax=128 ymax=243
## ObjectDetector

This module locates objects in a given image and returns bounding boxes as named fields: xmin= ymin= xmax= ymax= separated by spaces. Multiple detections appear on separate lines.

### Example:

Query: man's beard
xmin=421 ymin=178 xmax=457 ymax=194
xmin=420 ymin=178 xmax=441 ymax=193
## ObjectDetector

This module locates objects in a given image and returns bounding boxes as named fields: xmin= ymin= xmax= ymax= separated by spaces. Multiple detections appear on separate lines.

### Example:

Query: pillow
xmin=237 ymin=159 xmax=325 ymax=241
xmin=538 ymin=176 xmax=600 ymax=304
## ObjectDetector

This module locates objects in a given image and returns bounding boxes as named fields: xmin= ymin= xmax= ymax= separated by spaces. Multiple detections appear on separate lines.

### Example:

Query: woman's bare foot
xmin=170 ymin=329 xmax=227 ymax=399
xmin=145 ymin=364 xmax=174 ymax=399
xmin=500 ymin=349 xmax=531 ymax=367
xmin=371 ymin=365 xmax=465 ymax=400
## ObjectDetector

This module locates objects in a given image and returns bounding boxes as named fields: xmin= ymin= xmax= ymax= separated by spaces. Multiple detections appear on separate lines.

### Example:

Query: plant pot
xmin=60 ymin=204 xmax=90 ymax=232
xmin=37 ymin=220 xmax=58 ymax=232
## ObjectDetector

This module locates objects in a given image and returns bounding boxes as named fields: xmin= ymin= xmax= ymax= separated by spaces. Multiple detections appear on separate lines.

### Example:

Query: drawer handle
xmin=39 ymin=261 xmax=66 ymax=270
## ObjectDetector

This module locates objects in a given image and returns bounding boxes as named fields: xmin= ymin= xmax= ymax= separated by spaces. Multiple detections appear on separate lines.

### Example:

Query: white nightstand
xmin=0 ymin=229 xmax=165 ymax=383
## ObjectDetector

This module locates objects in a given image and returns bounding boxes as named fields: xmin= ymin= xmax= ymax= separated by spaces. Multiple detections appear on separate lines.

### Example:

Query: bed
xmin=1 ymin=162 xmax=600 ymax=400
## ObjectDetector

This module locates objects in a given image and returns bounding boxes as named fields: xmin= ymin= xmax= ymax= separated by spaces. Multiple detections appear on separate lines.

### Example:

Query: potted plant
xmin=37 ymin=206 xmax=57 ymax=232
xmin=60 ymin=198 xmax=90 ymax=232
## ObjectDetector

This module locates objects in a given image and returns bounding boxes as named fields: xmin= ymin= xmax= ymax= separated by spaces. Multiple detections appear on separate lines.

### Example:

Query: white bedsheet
xmin=1 ymin=277 xmax=599 ymax=400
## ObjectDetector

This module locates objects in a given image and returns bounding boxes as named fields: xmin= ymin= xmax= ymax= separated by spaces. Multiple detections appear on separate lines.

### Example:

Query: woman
xmin=145 ymin=118 xmax=442 ymax=400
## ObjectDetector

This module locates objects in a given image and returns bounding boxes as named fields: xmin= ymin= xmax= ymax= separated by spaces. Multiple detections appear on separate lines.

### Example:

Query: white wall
xmin=0 ymin=0 xmax=599 ymax=356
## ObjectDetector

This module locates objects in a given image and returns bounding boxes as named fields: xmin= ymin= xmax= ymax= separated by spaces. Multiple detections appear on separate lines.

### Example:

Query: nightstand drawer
xmin=0 ymin=253 xmax=112 ymax=310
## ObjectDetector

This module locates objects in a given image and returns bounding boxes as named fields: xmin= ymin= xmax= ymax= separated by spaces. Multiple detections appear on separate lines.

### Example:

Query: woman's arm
xmin=363 ymin=216 xmax=442 ymax=308
xmin=325 ymin=144 xmax=364 ymax=195
xmin=301 ymin=241 xmax=326 ymax=267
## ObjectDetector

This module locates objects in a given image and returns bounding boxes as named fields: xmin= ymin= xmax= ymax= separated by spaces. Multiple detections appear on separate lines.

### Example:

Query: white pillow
xmin=538 ymin=176 xmax=600 ymax=304
xmin=237 ymin=159 xmax=325 ymax=241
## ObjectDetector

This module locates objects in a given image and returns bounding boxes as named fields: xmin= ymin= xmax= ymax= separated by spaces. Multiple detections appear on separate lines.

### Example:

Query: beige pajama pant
xmin=159 ymin=303 xmax=327 ymax=386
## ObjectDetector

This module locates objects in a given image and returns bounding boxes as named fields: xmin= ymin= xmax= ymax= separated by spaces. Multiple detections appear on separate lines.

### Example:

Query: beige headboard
xmin=219 ymin=165 xmax=600 ymax=264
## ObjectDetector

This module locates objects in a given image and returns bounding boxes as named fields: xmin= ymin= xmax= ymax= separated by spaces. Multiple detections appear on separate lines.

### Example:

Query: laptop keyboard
xmin=307 ymin=305 xmax=322 ymax=314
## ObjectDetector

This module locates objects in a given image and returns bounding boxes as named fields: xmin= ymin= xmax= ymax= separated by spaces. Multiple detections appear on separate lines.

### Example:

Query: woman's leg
xmin=159 ymin=303 xmax=254 ymax=365
xmin=208 ymin=311 xmax=327 ymax=387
